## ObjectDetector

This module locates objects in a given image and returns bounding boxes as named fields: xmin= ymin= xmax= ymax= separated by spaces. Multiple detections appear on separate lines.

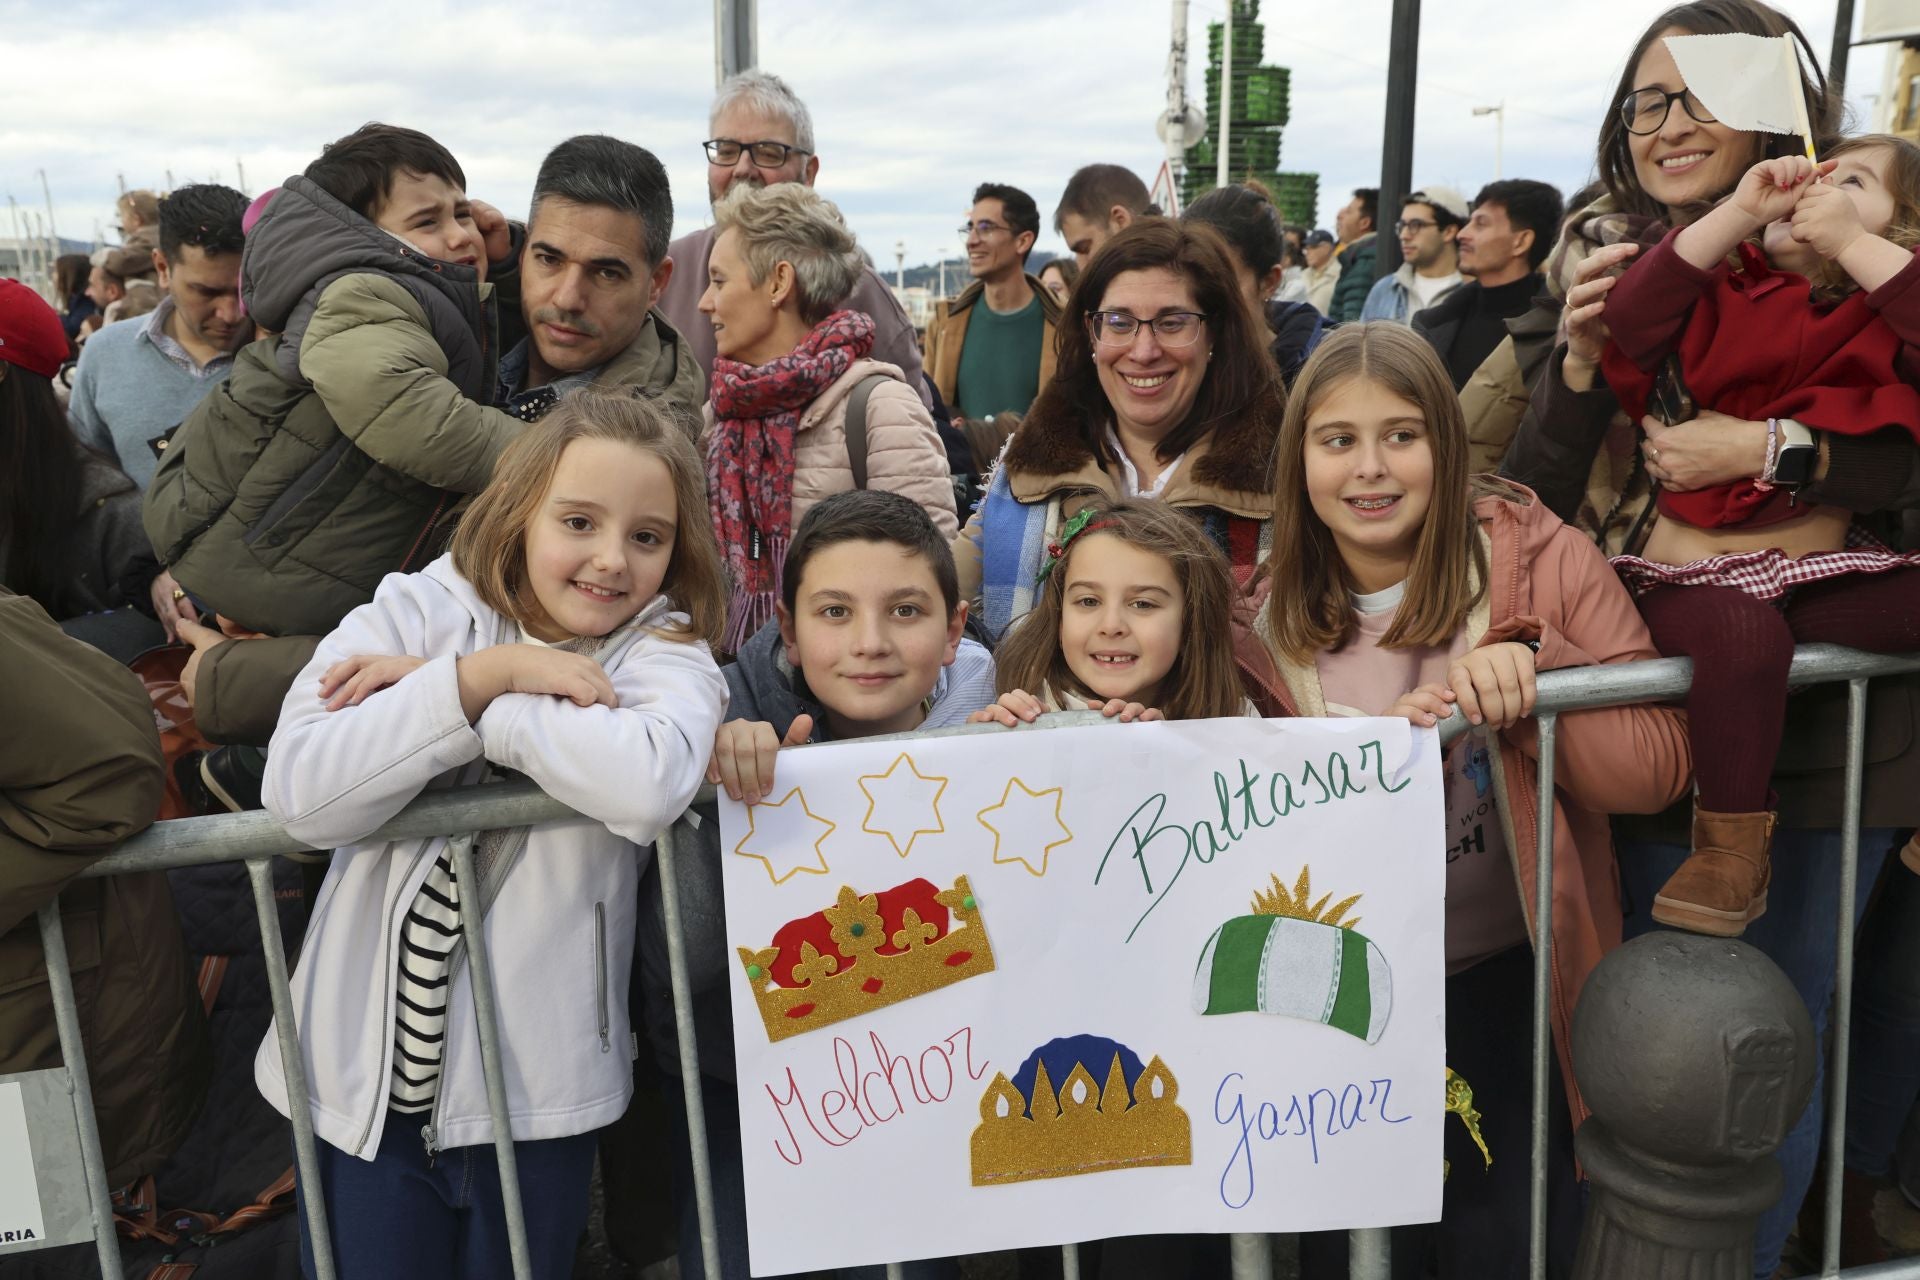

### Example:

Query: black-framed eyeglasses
xmin=1395 ymin=218 xmax=1437 ymax=236
xmin=958 ymin=219 xmax=1013 ymax=239
xmin=1619 ymin=86 xmax=1717 ymax=135
xmin=1086 ymin=310 xmax=1208 ymax=348
xmin=703 ymin=138 xmax=810 ymax=168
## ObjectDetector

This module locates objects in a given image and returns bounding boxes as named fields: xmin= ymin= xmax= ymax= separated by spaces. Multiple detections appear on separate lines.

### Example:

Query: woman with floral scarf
xmin=698 ymin=183 xmax=957 ymax=651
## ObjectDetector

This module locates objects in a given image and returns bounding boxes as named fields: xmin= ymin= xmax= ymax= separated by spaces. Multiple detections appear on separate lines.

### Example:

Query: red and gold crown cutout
xmin=736 ymin=874 xmax=995 ymax=1043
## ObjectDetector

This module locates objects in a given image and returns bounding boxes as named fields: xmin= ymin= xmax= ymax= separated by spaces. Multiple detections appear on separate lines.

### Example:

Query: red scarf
xmin=707 ymin=310 xmax=876 ymax=649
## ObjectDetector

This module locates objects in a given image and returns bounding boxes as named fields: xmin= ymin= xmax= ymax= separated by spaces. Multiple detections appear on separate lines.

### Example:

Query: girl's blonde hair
xmin=451 ymin=388 xmax=726 ymax=647
xmin=1261 ymin=323 xmax=1488 ymax=664
xmin=994 ymin=499 xmax=1246 ymax=720
xmin=1808 ymin=135 xmax=1920 ymax=298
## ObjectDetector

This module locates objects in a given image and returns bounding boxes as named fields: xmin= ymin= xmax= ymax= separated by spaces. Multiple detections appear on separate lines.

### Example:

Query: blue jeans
xmin=1620 ymin=826 xmax=1900 ymax=1280
xmin=1848 ymin=853 xmax=1920 ymax=1178
xmin=296 ymin=1113 xmax=598 ymax=1280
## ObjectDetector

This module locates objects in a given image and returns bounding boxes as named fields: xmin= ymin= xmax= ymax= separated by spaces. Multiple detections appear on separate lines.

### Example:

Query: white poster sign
xmin=718 ymin=717 xmax=1447 ymax=1274
xmin=0 ymin=1082 xmax=47 ymax=1248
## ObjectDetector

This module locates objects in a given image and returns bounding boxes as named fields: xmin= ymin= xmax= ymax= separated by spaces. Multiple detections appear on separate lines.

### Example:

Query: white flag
xmin=1664 ymin=33 xmax=1815 ymax=145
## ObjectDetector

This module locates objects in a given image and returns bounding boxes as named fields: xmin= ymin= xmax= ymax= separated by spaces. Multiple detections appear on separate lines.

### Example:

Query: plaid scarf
xmin=707 ymin=310 xmax=875 ymax=650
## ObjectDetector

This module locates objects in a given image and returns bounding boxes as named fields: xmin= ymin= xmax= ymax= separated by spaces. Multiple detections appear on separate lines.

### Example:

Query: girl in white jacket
xmin=258 ymin=388 xmax=729 ymax=1280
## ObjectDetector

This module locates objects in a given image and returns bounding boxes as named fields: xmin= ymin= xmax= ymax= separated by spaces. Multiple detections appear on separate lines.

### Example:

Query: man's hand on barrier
xmin=708 ymin=716 xmax=813 ymax=804
xmin=1388 ymin=682 xmax=1457 ymax=728
xmin=1447 ymin=642 xmax=1537 ymax=730
xmin=175 ymin=617 xmax=230 ymax=708
xmin=320 ymin=653 xmax=428 ymax=711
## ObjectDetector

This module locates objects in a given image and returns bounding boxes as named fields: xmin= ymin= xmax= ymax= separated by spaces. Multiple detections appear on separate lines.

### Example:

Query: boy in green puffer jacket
xmin=145 ymin=122 xmax=525 ymax=658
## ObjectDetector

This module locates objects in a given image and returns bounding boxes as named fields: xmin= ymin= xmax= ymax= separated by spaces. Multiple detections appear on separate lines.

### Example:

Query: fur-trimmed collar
xmin=1000 ymin=375 xmax=1286 ymax=516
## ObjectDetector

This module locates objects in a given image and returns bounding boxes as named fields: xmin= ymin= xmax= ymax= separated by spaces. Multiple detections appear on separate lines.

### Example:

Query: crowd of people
xmin=5 ymin=0 xmax=1920 ymax=1277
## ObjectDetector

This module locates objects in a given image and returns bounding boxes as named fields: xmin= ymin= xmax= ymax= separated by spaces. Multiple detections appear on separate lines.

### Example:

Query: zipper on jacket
xmin=595 ymin=902 xmax=611 ymax=1054
xmin=399 ymin=492 xmax=453 ymax=573
xmin=351 ymin=837 xmax=435 ymax=1159
xmin=421 ymin=1122 xmax=439 ymax=1168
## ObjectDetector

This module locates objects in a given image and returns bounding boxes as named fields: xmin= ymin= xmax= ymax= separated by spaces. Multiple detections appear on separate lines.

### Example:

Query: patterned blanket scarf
xmin=975 ymin=446 xmax=1271 ymax=638
xmin=707 ymin=310 xmax=875 ymax=649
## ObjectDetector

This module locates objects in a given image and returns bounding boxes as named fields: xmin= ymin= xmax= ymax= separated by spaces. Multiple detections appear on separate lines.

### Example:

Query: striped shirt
xmin=388 ymin=846 xmax=461 ymax=1114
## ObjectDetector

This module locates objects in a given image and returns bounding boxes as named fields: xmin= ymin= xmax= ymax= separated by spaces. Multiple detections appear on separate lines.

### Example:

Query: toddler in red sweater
xmin=1599 ymin=136 xmax=1920 ymax=936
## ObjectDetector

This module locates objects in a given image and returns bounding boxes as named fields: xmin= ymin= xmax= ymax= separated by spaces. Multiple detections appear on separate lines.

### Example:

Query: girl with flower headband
xmin=970 ymin=499 xmax=1250 ymax=724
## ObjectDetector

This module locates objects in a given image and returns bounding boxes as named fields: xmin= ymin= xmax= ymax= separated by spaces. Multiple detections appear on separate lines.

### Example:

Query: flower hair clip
xmin=1035 ymin=508 xmax=1105 ymax=585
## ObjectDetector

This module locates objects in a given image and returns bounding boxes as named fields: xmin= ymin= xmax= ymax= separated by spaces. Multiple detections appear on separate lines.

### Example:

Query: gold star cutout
xmin=976 ymin=777 xmax=1073 ymax=878
xmin=733 ymin=787 xmax=836 ymax=885
xmin=857 ymin=753 xmax=949 ymax=858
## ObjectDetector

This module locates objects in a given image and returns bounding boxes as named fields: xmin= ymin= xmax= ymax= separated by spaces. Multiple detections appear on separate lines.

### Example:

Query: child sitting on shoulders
xmin=149 ymin=121 xmax=526 ymax=651
xmin=1600 ymin=138 xmax=1920 ymax=934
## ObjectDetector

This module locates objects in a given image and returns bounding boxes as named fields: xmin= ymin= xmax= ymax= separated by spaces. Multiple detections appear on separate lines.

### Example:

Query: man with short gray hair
xmin=491 ymin=133 xmax=703 ymax=425
xmin=656 ymin=70 xmax=928 ymax=406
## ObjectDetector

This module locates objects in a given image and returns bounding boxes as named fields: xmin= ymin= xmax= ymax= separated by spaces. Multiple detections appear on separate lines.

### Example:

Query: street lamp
xmin=1473 ymin=102 xmax=1505 ymax=179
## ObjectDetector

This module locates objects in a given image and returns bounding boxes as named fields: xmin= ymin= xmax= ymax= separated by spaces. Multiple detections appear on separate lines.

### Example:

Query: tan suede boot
xmin=1901 ymin=832 xmax=1919 ymax=875
xmin=1651 ymin=808 xmax=1776 ymax=936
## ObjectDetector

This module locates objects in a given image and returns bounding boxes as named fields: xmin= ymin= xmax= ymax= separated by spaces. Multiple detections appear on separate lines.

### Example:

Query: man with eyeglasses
xmin=924 ymin=181 xmax=1062 ymax=423
xmin=655 ymin=69 xmax=928 ymax=406
xmin=1359 ymin=184 xmax=1468 ymax=325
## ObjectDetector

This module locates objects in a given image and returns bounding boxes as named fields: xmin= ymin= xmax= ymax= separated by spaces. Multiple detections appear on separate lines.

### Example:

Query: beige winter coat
xmin=702 ymin=359 xmax=958 ymax=541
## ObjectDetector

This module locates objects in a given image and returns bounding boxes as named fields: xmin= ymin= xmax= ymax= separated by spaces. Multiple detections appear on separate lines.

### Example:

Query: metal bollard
xmin=32 ymin=901 xmax=124 ymax=1279
xmin=1569 ymin=932 xmax=1814 ymax=1279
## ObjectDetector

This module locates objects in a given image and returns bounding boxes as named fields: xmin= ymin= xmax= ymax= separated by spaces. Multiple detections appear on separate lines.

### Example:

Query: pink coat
xmin=702 ymin=359 xmax=958 ymax=542
xmin=1237 ymin=485 xmax=1692 ymax=1127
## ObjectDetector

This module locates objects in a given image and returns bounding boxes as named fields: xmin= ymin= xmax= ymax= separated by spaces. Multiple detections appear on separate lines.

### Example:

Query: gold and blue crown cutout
xmin=737 ymin=875 xmax=994 ymax=1043
xmin=1191 ymin=868 xmax=1393 ymax=1044
xmin=971 ymin=1034 xmax=1191 ymax=1186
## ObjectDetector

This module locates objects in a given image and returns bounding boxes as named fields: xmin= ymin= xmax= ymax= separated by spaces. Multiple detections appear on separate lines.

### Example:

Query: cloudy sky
xmin=0 ymin=0 xmax=1890 ymax=272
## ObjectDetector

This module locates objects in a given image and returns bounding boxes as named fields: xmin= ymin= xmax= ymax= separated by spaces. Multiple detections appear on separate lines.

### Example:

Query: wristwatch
xmin=1771 ymin=418 xmax=1819 ymax=491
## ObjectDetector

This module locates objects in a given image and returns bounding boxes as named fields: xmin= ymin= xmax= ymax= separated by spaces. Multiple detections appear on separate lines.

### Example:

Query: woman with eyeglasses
xmin=698 ymin=181 xmax=958 ymax=651
xmin=954 ymin=219 xmax=1286 ymax=637
xmin=1490 ymin=4 xmax=1920 ymax=1275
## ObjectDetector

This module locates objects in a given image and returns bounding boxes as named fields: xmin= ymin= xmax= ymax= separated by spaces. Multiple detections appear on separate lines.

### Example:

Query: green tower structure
xmin=1181 ymin=0 xmax=1319 ymax=227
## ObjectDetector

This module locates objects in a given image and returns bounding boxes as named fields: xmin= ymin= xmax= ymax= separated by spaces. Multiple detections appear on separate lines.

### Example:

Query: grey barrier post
xmin=1528 ymin=715 xmax=1559 ymax=1280
xmin=1230 ymin=1230 xmax=1271 ymax=1277
xmin=1569 ymin=932 xmax=1814 ymax=1278
xmin=447 ymin=835 xmax=534 ymax=1280
xmin=1349 ymin=1226 xmax=1391 ymax=1280
xmin=654 ymin=820 xmax=723 ymax=1279
xmin=31 ymin=902 xmax=123 ymax=1277
xmin=1821 ymin=679 xmax=1871 ymax=1277
xmin=246 ymin=857 xmax=337 ymax=1280
xmin=1061 ymin=1241 xmax=1082 ymax=1278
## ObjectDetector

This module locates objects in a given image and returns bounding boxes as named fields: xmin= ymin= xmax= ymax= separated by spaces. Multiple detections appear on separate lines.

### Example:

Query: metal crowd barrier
xmin=21 ymin=645 xmax=1920 ymax=1280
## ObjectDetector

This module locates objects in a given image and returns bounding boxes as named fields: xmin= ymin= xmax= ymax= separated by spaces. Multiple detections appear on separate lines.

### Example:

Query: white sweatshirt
xmin=255 ymin=555 xmax=728 ymax=1160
